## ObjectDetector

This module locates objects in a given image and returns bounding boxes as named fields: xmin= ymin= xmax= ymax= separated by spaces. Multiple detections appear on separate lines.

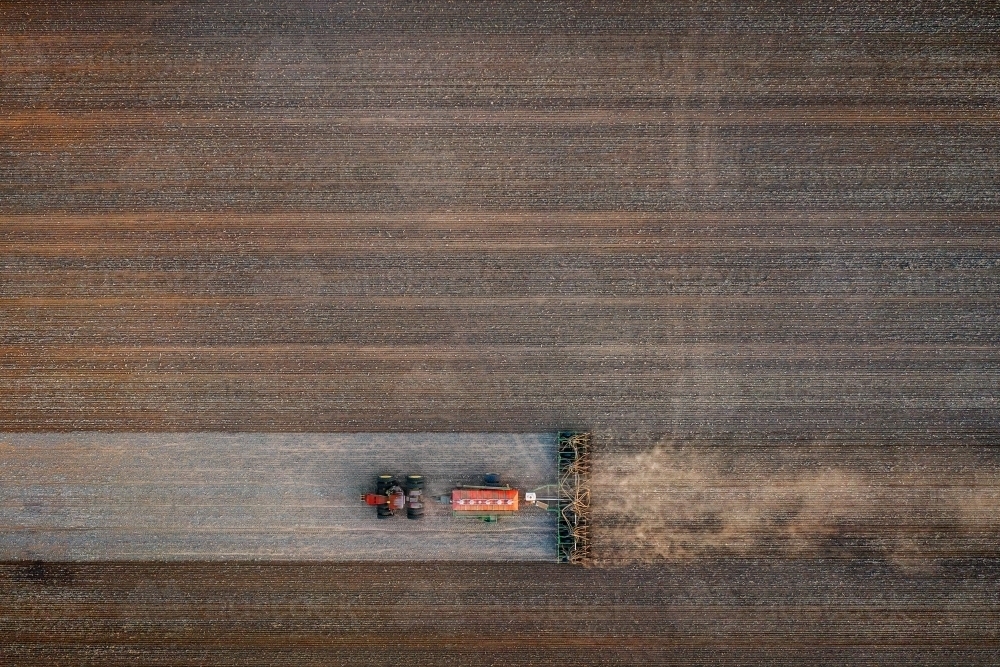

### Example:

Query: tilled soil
xmin=2 ymin=561 xmax=998 ymax=666
xmin=1 ymin=1 xmax=999 ymax=664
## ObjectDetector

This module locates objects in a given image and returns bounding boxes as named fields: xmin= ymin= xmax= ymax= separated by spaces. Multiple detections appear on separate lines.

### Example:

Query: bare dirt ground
xmin=593 ymin=441 xmax=1000 ymax=564
xmin=0 ymin=433 xmax=556 ymax=561
xmin=1 ymin=1 xmax=999 ymax=664
xmin=3 ymin=561 xmax=999 ymax=666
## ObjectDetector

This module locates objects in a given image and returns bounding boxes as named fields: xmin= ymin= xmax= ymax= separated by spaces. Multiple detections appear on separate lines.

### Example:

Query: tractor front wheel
xmin=376 ymin=474 xmax=394 ymax=495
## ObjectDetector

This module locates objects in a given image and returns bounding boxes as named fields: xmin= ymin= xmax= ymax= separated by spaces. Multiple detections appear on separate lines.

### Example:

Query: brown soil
xmin=2 ymin=1 xmax=998 ymax=663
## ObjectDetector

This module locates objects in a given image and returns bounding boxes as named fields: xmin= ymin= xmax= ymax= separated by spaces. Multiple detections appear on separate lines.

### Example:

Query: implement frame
xmin=556 ymin=431 xmax=592 ymax=564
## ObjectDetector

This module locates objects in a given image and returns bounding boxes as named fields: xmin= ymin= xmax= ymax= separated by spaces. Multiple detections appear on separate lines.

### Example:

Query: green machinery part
xmin=556 ymin=431 xmax=592 ymax=564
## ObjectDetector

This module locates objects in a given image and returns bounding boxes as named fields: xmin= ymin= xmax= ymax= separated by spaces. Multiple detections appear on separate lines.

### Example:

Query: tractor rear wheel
xmin=406 ymin=474 xmax=424 ymax=491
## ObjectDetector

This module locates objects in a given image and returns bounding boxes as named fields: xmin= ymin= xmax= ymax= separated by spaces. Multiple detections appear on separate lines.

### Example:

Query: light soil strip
xmin=0 ymin=433 xmax=557 ymax=561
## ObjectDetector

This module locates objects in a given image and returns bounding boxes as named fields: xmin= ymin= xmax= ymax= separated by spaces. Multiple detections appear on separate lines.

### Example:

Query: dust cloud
xmin=591 ymin=440 xmax=1000 ymax=564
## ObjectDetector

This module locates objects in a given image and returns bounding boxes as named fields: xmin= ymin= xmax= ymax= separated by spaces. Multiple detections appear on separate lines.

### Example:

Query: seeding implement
xmin=522 ymin=431 xmax=592 ymax=563
xmin=360 ymin=431 xmax=591 ymax=563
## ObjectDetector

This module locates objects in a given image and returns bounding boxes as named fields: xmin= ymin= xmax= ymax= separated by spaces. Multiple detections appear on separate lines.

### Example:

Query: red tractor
xmin=362 ymin=474 xmax=425 ymax=519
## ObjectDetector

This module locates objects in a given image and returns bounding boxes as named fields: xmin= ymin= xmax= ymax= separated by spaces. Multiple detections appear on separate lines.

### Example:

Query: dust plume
xmin=591 ymin=440 xmax=1000 ymax=564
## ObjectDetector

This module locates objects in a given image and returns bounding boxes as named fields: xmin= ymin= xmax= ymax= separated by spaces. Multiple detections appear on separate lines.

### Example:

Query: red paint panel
xmin=452 ymin=488 xmax=519 ymax=512
xmin=363 ymin=493 xmax=386 ymax=506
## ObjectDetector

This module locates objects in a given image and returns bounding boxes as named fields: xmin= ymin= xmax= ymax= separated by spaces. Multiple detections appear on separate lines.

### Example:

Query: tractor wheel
xmin=376 ymin=474 xmax=394 ymax=494
xmin=406 ymin=506 xmax=425 ymax=520
xmin=406 ymin=474 xmax=424 ymax=491
xmin=376 ymin=504 xmax=393 ymax=519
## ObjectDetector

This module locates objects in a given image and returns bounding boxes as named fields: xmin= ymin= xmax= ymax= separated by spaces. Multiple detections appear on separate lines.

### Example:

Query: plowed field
xmin=1 ymin=1 xmax=998 ymax=664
